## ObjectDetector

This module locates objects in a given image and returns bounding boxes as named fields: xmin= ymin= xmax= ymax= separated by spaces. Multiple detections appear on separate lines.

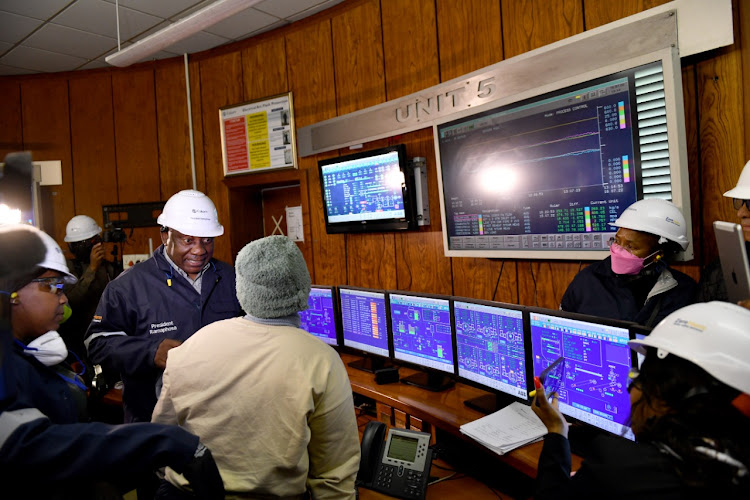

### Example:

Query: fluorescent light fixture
xmin=106 ymin=0 xmax=264 ymax=68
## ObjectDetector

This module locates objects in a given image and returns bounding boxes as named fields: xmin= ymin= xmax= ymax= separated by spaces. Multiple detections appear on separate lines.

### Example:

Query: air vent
xmin=635 ymin=64 xmax=672 ymax=200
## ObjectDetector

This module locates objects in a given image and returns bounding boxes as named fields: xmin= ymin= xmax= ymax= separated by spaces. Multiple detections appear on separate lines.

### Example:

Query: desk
xmin=342 ymin=353 xmax=582 ymax=480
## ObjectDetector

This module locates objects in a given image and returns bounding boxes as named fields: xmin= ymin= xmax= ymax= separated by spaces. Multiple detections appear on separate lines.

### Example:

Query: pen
xmin=529 ymin=389 xmax=537 ymax=398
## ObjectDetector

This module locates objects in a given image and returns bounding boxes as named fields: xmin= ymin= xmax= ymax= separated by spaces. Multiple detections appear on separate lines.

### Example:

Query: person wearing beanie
xmin=152 ymin=236 xmax=360 ymax=499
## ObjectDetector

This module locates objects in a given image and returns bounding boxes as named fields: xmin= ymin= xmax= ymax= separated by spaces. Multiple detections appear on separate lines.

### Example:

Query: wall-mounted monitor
xmin=338 ymin=286 xmax=392 ymax=372
xmin=528 ymin=309 xmax=635 ymax=441
xmin=318 ymin=144 xmax=418 ymax=234
xmin=434 ymin=50 xmax=691 ymax=260
xmin=299 ymin=285 xmax=340 ymax=347
xmin=453 ymin=298 xmax=530 ymax=413
xmin=389 ymin=291 xmax=455 ymax=392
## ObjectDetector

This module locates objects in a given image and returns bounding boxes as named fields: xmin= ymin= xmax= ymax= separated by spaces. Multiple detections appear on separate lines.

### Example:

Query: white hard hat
xmin=723 ymin=159 xmax=750 ymax=199
xmin=64 ymin=215 xmax=102 ymax=242
xmin=156 ymin=189 xmax=224 ymax=238
xmin=610 ymin=198 xmax=689 ymax=251
xmin=38 ymin=230 xmax=77 ymax=284
xmin=629 ymin=302 xmax=750 ymax=394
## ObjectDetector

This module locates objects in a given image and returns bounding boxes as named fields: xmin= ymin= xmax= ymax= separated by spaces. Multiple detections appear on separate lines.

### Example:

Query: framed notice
xmin=220 ymin=92 xmax=297 ymax=176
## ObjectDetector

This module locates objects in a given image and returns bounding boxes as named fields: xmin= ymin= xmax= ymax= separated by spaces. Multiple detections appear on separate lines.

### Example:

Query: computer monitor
xmin=388 ymin=291 xmax=455 ymax=391
xmin=630 ymin=324 xmax=652 ymax=369
xmin=529 ymin=309 xmax=635 ymax=441
xmin=338 ymin=286 xmax=392 ymax=372
xmin=299 ymin=285 xmax=339 ymax=347
xmin=453 ymin=298 xmax=530 ymax=414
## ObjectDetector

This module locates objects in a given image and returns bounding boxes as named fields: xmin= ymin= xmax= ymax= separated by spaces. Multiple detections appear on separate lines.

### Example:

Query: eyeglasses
xmin=733 ymin=198 xmax=750 ymax=211
xmin=31 ymin=277 xmax=65 ymax=295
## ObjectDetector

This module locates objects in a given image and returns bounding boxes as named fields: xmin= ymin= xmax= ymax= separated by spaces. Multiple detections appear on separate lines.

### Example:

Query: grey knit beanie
xmin=235 ymin=235 xmax=311 ymax=319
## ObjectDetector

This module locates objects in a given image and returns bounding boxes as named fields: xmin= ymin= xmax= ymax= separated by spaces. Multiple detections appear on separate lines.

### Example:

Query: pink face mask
xmin=610 ymin=243 xmax=647 ymax=275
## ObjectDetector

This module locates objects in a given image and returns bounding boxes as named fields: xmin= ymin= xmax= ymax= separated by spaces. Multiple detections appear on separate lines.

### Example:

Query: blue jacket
xmin=0 ymin=330 xmax=198 ymax=497
xmin=85 ymin=246 xmax=242 ymax=422
xmin=560 ymin=257 xmax=697 ymax=327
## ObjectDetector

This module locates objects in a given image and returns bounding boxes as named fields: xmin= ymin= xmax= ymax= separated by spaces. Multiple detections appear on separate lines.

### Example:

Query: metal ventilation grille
xmin=634 ymin=63 xmax=672 ymax=200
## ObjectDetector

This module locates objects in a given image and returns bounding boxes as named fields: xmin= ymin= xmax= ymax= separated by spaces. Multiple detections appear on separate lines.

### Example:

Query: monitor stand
xmin=347 ymin=355 xmax=393 ymax=374
xmin=463 ymin=393 xmax=516 ymax=415
xmin=400 ymin=371 xmax=454 ymax=392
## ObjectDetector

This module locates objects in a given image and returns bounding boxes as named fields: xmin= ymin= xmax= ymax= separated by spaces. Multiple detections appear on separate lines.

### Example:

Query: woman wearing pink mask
xmin=560 ymin=198 xmax=696 ymax=327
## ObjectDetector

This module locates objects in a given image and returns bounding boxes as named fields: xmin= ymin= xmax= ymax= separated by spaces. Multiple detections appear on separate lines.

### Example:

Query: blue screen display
xmin=339 ymin=288 xmax=389 ymax=357
xmin=530 ymin=312 xmax=634 ymax=440
xmin=321 ymin=150 xmax=406 ymax=223
xmin=389 ymin=294 xmax=454 ymax=374
xmin=299 ymin=287 xmax=337 ymax=346
xmin=454 ymin=301 xmax=527 ymax=399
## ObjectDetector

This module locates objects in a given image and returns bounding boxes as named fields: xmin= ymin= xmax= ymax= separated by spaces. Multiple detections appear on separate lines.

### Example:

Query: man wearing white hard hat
xmin=58 ymin=215 xmax=118 ymax=365
xmin=85 ymin=190 xmax=242 ymax=423
xmin=561 ymin=198 xmax=696 ymax=327
xmin=698 ymin=159 xmax=750 ymax=302
xmin=532 ymin=301 xmax=750 ymax=498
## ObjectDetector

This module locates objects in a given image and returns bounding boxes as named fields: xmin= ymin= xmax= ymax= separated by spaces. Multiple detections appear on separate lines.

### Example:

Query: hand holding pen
xmin=530 ymin=376 xmax=569 ymax=438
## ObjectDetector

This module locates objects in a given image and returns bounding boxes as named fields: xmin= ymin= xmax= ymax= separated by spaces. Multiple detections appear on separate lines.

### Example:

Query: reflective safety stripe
xmin=0 ymin=408 xmax=48 ymax=449
xmin=83 ymin=331 xmax=127 ymax=350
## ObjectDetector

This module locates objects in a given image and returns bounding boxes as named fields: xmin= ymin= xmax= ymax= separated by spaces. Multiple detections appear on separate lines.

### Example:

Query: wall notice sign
xmin=286 ymin=206 xmax=304 ymax=242
xmin=220 ymin=92 xmax=297 ymax=176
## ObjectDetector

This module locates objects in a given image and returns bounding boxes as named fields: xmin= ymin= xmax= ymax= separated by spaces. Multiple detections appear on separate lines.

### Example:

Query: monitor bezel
xmin=337 ymin=285 xmax=393 ymax=361
xmin=299 ymin=284 xmax=341 ymax=348
xmin=386 ymin=290 xmax=457 ymax=378
xmin=526 ymin=306 xmax=637 ymax=440
xmin=451 ymin=297 xmax=532 ymax=404
xmin=317 ymin=144 xmax=418 ymax=234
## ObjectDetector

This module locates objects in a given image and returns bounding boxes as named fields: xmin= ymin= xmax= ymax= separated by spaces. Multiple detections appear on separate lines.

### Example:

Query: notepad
xmin=460 ymin=402 xmax=547 ymax=455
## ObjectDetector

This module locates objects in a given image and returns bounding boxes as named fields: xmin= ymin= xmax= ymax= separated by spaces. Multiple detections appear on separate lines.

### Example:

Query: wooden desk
xmin=342 ymin=353 xmax=582 ymax=480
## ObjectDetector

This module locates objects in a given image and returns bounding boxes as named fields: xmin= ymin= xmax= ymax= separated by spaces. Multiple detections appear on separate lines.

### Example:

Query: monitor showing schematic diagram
xmin=529 ymin=310 xmax=635 ymax=440
xmin=434 ymin=54 xmax=691 ymax=260
xmin=299 ymin=286 xmax=339 ymax=346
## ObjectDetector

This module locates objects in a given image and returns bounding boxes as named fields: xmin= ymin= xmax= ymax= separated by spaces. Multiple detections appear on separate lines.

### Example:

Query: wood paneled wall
xmin=0 ymin=0 xmax=746 ymax=310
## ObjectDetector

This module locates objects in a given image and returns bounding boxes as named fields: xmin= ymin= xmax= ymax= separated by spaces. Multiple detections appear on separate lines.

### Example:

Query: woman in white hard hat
xmin=698 ymin=159 xmax=750 ymax=302
xmin=532 ymin=301 xmax=750 ymax=499
xmin=561 ymin=198 xmax=697 ymax=327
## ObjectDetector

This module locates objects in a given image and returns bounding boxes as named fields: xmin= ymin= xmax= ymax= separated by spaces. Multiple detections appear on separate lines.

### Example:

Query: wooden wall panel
xmin=286 ymin=21 xmax=344 ymax=285
xmin=436 ymin=0 xmax=503 ymax=81
xmin=452 ymin=258 xmax=519 ymax=303
xmin=197 ymin=52 xmax=244 ymax=263
xmin=0 ymin=80 xmax=22 ymax=157
xmin=381 ymin=0 xmax=439 ymax=99
xmin=583 ymin=0 xmax=671 ymax=29
xmin=68 ymin=75 xmax=118 ymax=234
xmin=332 ymin=0 xmax=385 ymax=114
xmin=242 ymin=36 xmax=288 ymax=101
xmin=20 ymin=79 xmax=74 ymax=241
xmin=742 ymin=0 xmax=750 ymax=161
xmin=501 ymin=0 xmax=583 ymax=58
xmin=346 ymin=232 xmax=398 ymax=289
xmin=518 ymin=260 xmax=582 ymax=308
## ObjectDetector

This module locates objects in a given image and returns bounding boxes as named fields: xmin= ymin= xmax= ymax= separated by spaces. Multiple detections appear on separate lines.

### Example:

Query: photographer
xmin=59 ymin=215 xmax=119 ymax=367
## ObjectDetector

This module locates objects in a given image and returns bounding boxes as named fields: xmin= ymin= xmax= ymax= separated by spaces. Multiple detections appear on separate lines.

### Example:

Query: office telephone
xmin=357 ymin=421 xmax=433 ymax=500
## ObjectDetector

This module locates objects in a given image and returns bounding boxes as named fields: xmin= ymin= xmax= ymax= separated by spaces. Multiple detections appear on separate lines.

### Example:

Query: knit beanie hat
xmin=235 ymin=235 xmax=311 ymax=319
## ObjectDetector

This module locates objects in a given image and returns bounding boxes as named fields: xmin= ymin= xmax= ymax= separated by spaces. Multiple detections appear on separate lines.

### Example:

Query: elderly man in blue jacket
xmin=85 ymin=190 xmax=242 ymax=423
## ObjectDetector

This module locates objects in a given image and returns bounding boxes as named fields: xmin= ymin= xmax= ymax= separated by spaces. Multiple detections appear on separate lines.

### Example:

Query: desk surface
xmin=341 ymin=353 xmax=582 ymax=479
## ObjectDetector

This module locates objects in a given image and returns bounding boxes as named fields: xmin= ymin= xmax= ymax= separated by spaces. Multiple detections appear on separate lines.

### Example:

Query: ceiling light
xmin=106 ymin=0 xmax=264 ymax=68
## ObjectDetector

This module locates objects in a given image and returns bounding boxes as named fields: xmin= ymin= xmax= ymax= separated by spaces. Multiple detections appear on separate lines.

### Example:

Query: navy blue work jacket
xmin=85 ymin=245 xmax=242 ymax=422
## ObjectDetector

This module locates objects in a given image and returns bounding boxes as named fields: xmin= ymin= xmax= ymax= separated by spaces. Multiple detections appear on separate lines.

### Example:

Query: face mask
xmin=24 ymin=331 xmax=68 ymax=366
xmin=610 ymin=243 xmax=656 ymax=275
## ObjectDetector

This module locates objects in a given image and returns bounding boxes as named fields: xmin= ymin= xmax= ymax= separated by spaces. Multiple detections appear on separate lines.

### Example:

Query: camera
xmin=102 ymin=228 xmax=127 ymax=243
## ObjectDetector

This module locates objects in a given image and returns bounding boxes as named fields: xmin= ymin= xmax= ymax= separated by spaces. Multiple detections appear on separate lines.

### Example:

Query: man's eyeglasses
xmin=733 ymin=198 xmax=750 ymax=211
xmin=31 ymin=277 xmax=65 ymax=295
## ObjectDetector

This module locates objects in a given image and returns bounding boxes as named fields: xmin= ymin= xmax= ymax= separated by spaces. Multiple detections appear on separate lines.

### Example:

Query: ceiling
xmin=0 ymin=0 xmax=346 ymax=76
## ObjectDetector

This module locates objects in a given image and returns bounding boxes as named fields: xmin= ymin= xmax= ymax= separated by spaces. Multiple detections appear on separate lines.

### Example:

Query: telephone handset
xmin=357 ymin=421 xmax=433 ymax=500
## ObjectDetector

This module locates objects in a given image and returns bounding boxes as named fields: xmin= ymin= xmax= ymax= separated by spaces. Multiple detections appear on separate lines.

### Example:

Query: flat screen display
xmin=529 ymin=311 xmax=634 ymax=440
xmin=318 ymin=144 xmax=416 ymax=233
xmin=389 ymin=293 xmax=454 ymax=374
xmin=299 ymin=286 xmax=338 ymax=346
xmin=339 ymin=287 xmax=389 ymax=358
xmin=454 ymin=300 xmax=528 ymax=399
xmin=436 ymin=61 xmax=681 ymax=259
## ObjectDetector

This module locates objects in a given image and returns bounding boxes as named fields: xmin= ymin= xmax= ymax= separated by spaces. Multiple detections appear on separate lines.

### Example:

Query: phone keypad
xmin=374 ymin=464 xmax=426 ymax=499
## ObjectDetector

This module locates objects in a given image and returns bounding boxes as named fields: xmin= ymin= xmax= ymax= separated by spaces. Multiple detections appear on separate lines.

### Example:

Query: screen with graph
xmin=389 ymin=293 xmax=454 ymax=374
xmin=339 ymin=287 xmax=390 ymax=358
xmin=454 ymin=300 xmax=528 ymax=399
xmin=529 ymin=310 xmax=634 ymax=440
xmin=299 ymin=286 xmax=339 ymax=346
xmin=435 ymin=61 xmax=683 ymax=259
